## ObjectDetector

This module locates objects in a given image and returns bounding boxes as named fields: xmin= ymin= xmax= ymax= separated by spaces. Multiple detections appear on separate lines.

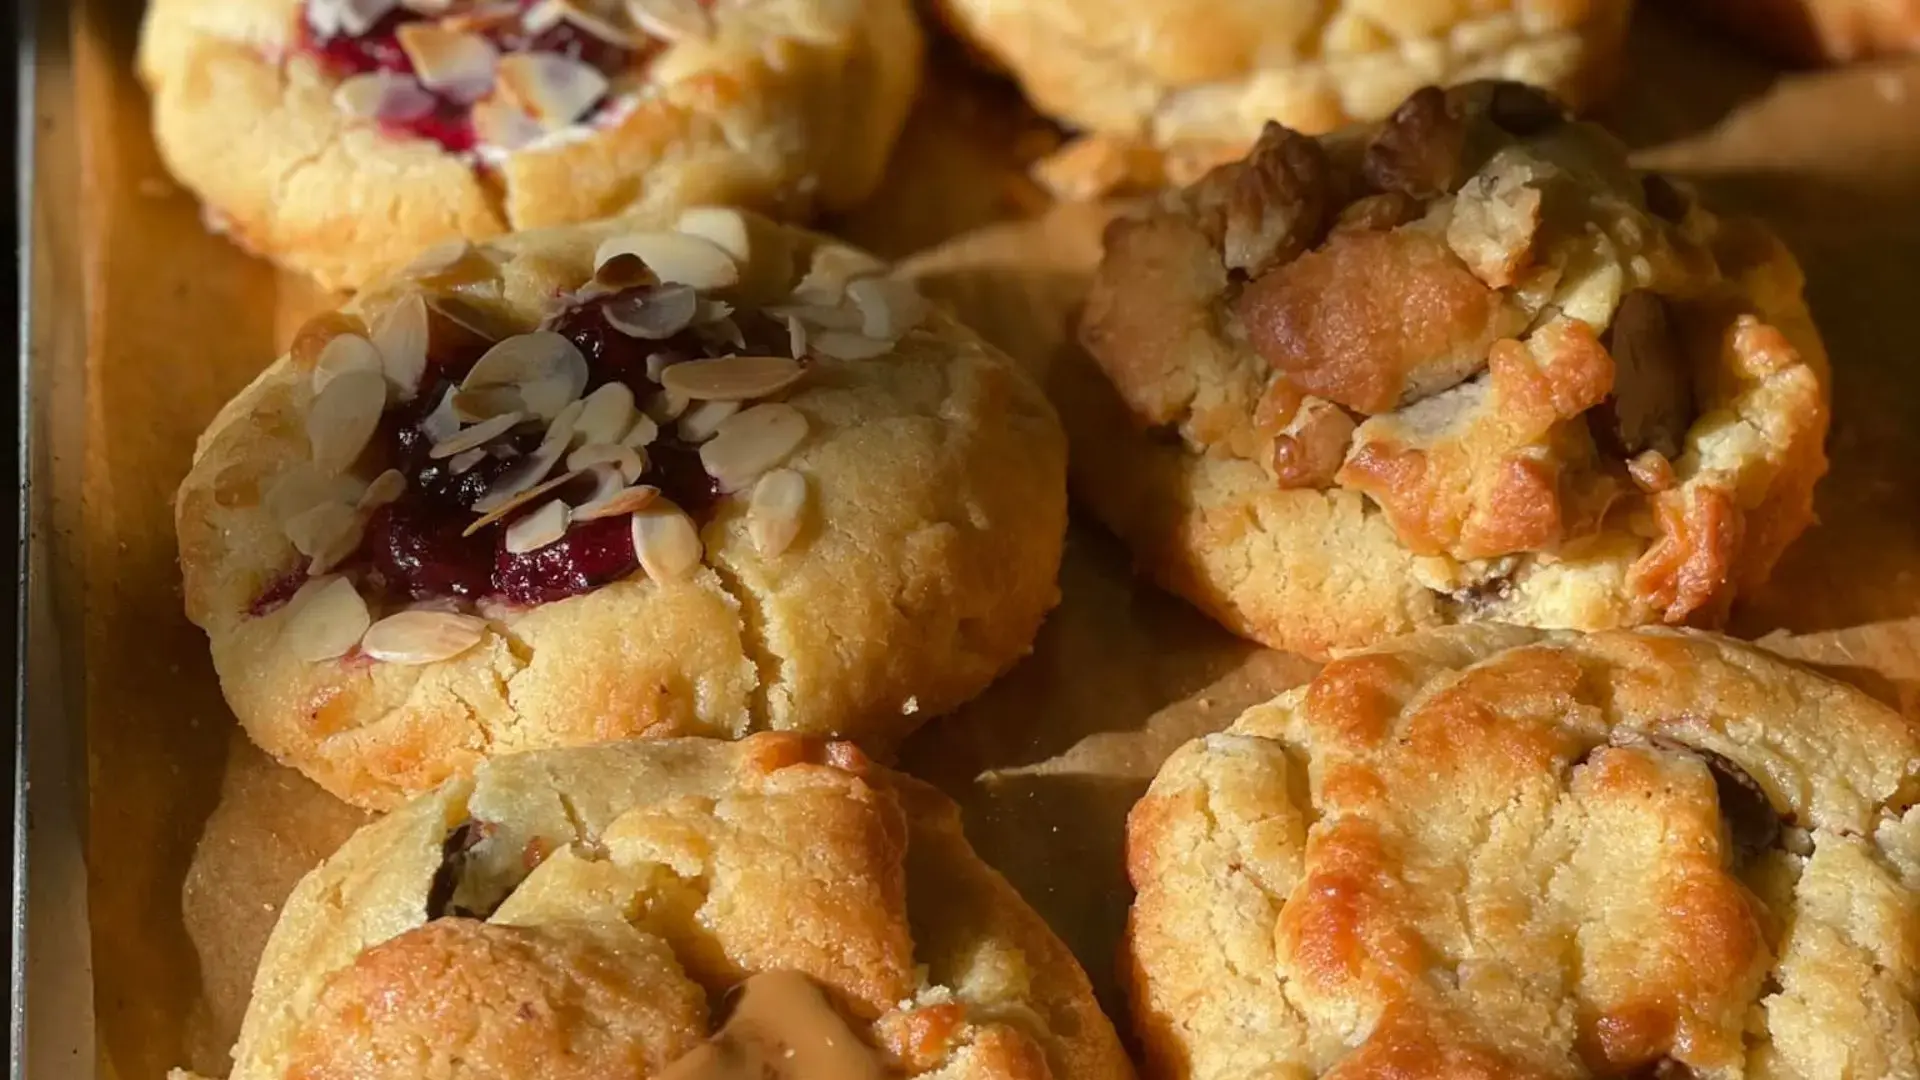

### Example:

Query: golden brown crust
xmin=215 ymin=734 xmax=1133 ymax=1080
xmin=174 ymin=214 xmax=1068 ymax=809
xmin=137 ymin=0 xmax=923 ymax=290
xmin=1070 ymin=83 xmax=1831 ymax=658
xmin=1126 ymin=626 xmax=1920 ymax=1080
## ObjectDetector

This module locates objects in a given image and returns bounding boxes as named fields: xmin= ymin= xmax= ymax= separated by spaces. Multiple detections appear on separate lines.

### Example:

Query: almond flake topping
xmin=768 ymin=302 xmax=863 ymax=332
xmin=809 ymin=330 xmax=892 ymax=361
xmin=626 ymin=0 xmax=714 ymax=43
xmin=529 ymin=0 xmax=643 ymax=46
xmin=677 ymin=399 xmax=739 ymax=442
xmin=450 ymin=447 xmax=489 ymax=474
xmin=748 ymin=468 xmax=807 ymax=557
xmin=396 ymin=23 xmax=499 ymax=102
xmin=472 ymin=436 xmax=569 ymax=512
xmin=465 ymin=469 xmax=582 ymax=534
xmin=284 ymin=500 xmax=361 ymax=562
xmin=622 ymin=413 xmax=660 ymax=448
xmin=495 ymin=52 xmax=609 ymax=130
xmin=359 ymin=469 xmax=408 ymax=510
xmin=785 ymin=315 xmax=808 ymax=360
xmin=333 ymin=71 xmax=436 ymax=123
xmin=312 ymin=333 xmax=384 ymax=393
xmin=266 ymin=467 xmax=366 ymax=527
xmin=430 ymin=410 xmax=524 ymax=459
xmin=403 ymin=239 xmax=474 ymax=279
xmin=700 ymin=403 xmax=808 ymax=492
xmin=308 ymin=369 xmax=390 ymax=475
xmin=646 ymin=388 xmax=690 ymax=423
xmin=660 ymin=355 xmax=803 ymax=401
xmin=311 ymin=0 xmax=400 ymax=40
xmin=574 ymin=383 xmax=637 ymax=445
xmin=846 ymin=276 xmax=930 ymax=340
xmin=567 ymin=442 xmax=646 ymax=481
xmin=360 ymin=610 xmax=488 ymax=665
xmin=673 ymin=207 xmax=753 ymax=262
xmin=463 ymin=331 xmax=589 ymax=420
xmin=631 ymin=502 xmax=703 ymax=582
xmin=792 ymin=247 xmax=887 ymax=306
xmin=504 ymin=499 xmax=571 ymax=554
xmin=604 ymin=284 xmax=698 ymax=339
xmin=282 ymin=576 xmax=372 ymax=663
xmin=574 ymin=476 xmax=660 ymax=521
xmin=370 ymin=292 xmax=429 ymax=399
xmin=452 ymin=386 xmax=527 ymax=422
xmin=471 ymin=96 xmax=544 ymax=151
xmin=420 ymin=387 xmax=463 ymax=443
xmin=595 ymin=232 xmax=740 ymax=290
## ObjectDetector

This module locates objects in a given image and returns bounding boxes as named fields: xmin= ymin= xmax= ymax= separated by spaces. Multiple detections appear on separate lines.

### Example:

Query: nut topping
xmin=808 ymin=331 xmax=892 ymax=361
xmin=395 ymin=23 xmax=499 ymax=102
xmin=359 ymin=610 xmax=488 ymax=665
xmin=626 ymin=0 xmax=713 ymax=43
xmin=566 ymin=442 xmax=646 ymax=482
xmin=370 ymin=292 xmax=430 ymax=399
xmin=312 ymin=333 xmax=384 ymax=393
xmin=308 ymin=369 xmax=390 ymax=474
xmin=504 ymin=499 xmax=571 ymax=554
xmin=332 ymin=71 xmax=436 ymax=123
xmin=494 ymin=52 xmax=610 ymax=130
xmin=845 ymin=277 xmax=930 ymax=340
xmin=676 ymin=400 xmax=739 ymax=442
xmin=573 ymin=471 xmax=660 ymax=521
xmin=281 ymin=576 xmax=372 ymax=662
xmin=603 ymin=284 xmax=699 ymax=339
xmin=700 ymin=403 xmax=808 ymax=492
xmin=747 ymin=468 xmax=807 ymax=556
xmin=659 ymin=355 xmax=804 ymax=401
xmin=595 ymin=232 xmax=740 ymax=290
xmin=266 ymin=466 xmax=367 ymax=527
xmin=451 ymin=386 xmax=527 ymax=422
xmin=1362 ymin=85 xmax=1467 ymax=199
xmin=631 ymin=502 xmax=703 ymax=581
xmin=430 ymin=411 xmax=525 ymax=459
xmin=526 ymin=0 xmax=644 ymax=46
xmin=465 ymin=468 xmax=584 ymax=534
xmin=309 ymin=0 xmax=399 ymax=37
xmin=573 ymin=383 xmax=637 ymax=445
xmin=1188 ymin=120 xmax=1334 ymax=277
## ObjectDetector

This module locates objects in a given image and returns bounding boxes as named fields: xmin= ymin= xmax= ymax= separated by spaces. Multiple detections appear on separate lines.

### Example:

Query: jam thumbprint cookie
xmin=1068 ymin=81 xmax=1829 ymax=658
xmin=175 ymin=211 xmax=1067 ymax=808
xmin=171 ymin=735 xmax=1134 ymax=1080
xmin=137 ymin=0 xmax=922 ymax=290
xmin=1126 ymin=626 xmax=1920 ymax=1079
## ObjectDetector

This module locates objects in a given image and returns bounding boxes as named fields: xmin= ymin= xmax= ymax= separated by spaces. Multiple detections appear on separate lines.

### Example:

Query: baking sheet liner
xmin=53 ymin=2 xmax=1920 ymax=1075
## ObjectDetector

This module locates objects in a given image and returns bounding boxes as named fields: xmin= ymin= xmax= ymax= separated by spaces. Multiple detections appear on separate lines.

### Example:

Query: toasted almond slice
xmin=574 ymin=475 xmax=660 ymax=521
xmin=622 ymin=413 xmax=660 ymax=448
xmin=452 ymin=385 xmax=526 ymax=422
xmin=431 ymin=410 xmax=524 ymax=459
xmin=360 ymin=610 xmax=487 ymax=665
xmin=504 ymin=499 xmax=571 ymax=554
xmin=282 ymin=576 xmax=371 ymax=662
xmin=370 ymin=292 xmax=429 ymax=399
xmin=604 ymin=284 xmax=698 ymax=339
xmin=308 ymin=369 xmax=389 ymax=475
xmin=693 ymin=298 xmax=734 ymax=325
xmin=471 ymin=96 xmax=544 ymax=150
xmin=595 ymin=232 xmax=739 ymax=290
xmin=846 ymin=276 xmax=931 ymax=340
xmin=767 ymin=302 xmax=863 ymax=332
xmin=464 ymin=330 xmax=580 ymax=390
xmin=312 ymin=333 xmax=383 ymax=393
xmin=307 ymin=513 xmax=370 ymax=575
xmin=284 ymin=500 xmax=360 ymax=558
xmin=495 ymin=52 xmax=608 ymax=130
xmin=333 ymin=72 xmax=434 ymax=122
xmin=420 ymin=386 xmax=463 ymax=443
xmin=809 ymin=330 xmax=893 ymax=361
xmin=573 ymin=383 xmax=636 ymax=445
xmin=404 ymin=239 xmax=473 ymax=278
xmin=473 ymin=436 xmax=569 ymax=512
xmin=785 ymin=314 xmax=808 ymax=360
xmin=266 ymin=466 xmax=367 ymax=527
xmin=748 ymin=468 xmax=807 ymax=556
xmin=673 ymin=206 xmax=752 ymax=261
xmin=631 ymin=502 xmax=703 ymax=581
xmin=626 ymin=0 xmax=714 ymax=42
xmin=440 ymin=1 xmax=526 ymax=34
xmin=450 ymin=447 xmax=488 ymax=474
xmin=660 ymin=355 xmax=803 ymax=401
xmin=464 ymin=469 xmax=583 ymax=535
xmin=545 ymin=397 xmax=587 ymax=446
xmin=792 ymin=246 xmax=887 ymax=306
xmin=677 ymin=399 xmax=739 ymax=442
xmin=531 ymin=0 xmax=643 ymax=45
xmin=359 ymin=468 xmax=407 ymax=510
xmin=396 ymin=23 xmax=498 ymax=102
xmin=700 ymin=403 xmax=808 ymax=492
xmin=644 ymin=388 xmax=690 ymax=423
xmin=699 ymin=315 xmax=746 ymax=352
xmin=398 ymin=0 xmax=452 ymax=12
xmin=566 ymin=442 xmax=646 ymax=481
xmin=519 ymin=364 xmax=590 ymax=421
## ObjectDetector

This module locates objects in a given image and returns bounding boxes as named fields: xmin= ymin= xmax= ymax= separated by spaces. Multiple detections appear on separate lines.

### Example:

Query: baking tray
xmin=18 ymin=2 xmax=1920 ymax=1078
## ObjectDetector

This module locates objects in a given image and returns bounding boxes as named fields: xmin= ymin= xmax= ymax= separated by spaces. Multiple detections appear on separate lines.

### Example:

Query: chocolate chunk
xmin=1363 ymin=86 xmax=1468 ymax=199
xmin=1593 ymin=291 xmax=1694 ymax=460
xmin=425 ymin=818 xmax=492 ymax=921
xmin=1621 ymin=734 xmax=1782 ymax=868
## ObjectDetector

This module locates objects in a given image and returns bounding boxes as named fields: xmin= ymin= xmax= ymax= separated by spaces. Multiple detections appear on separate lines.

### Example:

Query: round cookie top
xmin=137 ymin=0 xmax=922 ymax=288
xmin=1126 ymin=625 xmax=1920 ymax=1080
xmin=175 ymin=210 xmax=1067 ymax=808
xmin=190 ymin=733 xmax=1132 ymax=1080
xmin=1074 ymin=81 xmax=1829 ymax=656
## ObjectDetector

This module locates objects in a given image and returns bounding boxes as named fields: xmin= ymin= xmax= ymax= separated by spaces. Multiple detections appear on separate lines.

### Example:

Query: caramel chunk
xmin=660 ymin=971 xmax=885 ymax=1080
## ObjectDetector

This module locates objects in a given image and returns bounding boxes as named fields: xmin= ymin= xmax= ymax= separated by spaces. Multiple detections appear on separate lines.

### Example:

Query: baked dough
xmin=172 ymin=733 xmax=1133 ymax=1080
xmin=174 ymin=210 xmax=1067 ymax=809
xmin=1127 ymin=624 xmax=1920 ymax=1079
xmin=137 ymin=0 xmax=923 ymax=290
xmin=932 ymin=0 xmax=1631 ymax=196
xmin=1070 ymin=81 xmax=1829 ymax=658
xmin=1684 ymin=0 xmax=1920 ymax=63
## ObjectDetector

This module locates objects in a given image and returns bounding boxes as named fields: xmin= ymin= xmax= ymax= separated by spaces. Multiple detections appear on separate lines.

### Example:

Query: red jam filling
xmin=295 ymin=1 xmax=639 ymax=153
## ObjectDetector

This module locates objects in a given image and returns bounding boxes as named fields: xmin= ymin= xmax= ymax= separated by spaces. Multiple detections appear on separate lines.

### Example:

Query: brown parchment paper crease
xmin=64 ymin=2 xmax=1920 ymax=1076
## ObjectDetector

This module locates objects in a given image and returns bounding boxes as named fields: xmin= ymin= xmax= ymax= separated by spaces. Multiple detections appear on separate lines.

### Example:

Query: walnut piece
xmin=1361 ymin=86 xmax=1467 ymax=199
xmin=1187 ymin=120 xmax=1335 ymax=278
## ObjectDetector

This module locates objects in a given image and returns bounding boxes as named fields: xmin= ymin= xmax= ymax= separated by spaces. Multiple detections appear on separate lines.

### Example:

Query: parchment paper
xmin=63 ymin=3 xmax=1920 ymax=1077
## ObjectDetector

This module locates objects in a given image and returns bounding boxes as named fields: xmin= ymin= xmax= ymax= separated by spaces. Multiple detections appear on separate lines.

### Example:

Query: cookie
xmin=1127 ymin=624 xmax=1920 ymax=1079
xmin=931 ymin=0 xmax=1630 ymax=197
xmin=1684 ymin=0 xmax=1920 ymax=63
xmin=169 ymin=733 xmax=1133 ymax=1080
xmin=1070 ymin=81 xmax=1829 ymax=658
xmin=174 ymin=209 xmax=1067 ymax=808
xmin=137 ymin=0 xmax=922 ymax=290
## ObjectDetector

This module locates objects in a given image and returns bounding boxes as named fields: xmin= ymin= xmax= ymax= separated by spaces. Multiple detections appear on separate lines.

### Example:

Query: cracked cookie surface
xmin=137 ymin=0 xmax=923 ymax=290
xmin=175 ymin=212 xmax=1067 ymax=809
xmin=1070 ymin=81 xmax=1829 ymax=658
xmin=1126 ymin=625 xmax=1920 ymax=1080
xmin=181 ymin=734 xmax=1133 ymax=1080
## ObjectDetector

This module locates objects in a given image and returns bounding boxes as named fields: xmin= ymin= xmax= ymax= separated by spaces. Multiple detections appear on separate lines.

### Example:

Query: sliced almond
xmin=370 ymin=292 xmax=429 ymax=399
xmin=472 ymin=436 xmax=569 ymax=512
xmin=396 ymin=23 xmax=498 ymax=102
xmin=677 ymin=399 xmax=739 ymax=442
xmin=358 ymin=468 xmax=407 ymax=510
xmin=312 ymin=333 xmax=383 ymax=393
xmin=398 ymin=0 xmax=452 ymax=12
xmin=660 ymin=355 xmax=803 ymax=401
xmin=504 ymin=499 xmax=571 ymax=554
xmin=360 ymin=610 xmax=487 ymax=665
xmin=699 ymin=315 xmax=746 ymax=352
xmin=809 ymin=330 xmax=893 ymax=361
xmin=450 ymin=447 xmax=489 ymax=474
xmin=266 ymin=466 xmax=367 ymax=527
xmin=452 ymin=385 xmax=526 ymax=422
xmin=284 ymin=500 xmax=361 ymax=559
xmin=332 ymin=72 xmax=434 ymax=122
xmin=403 ymin=239 xmax=473 ymax=278
xmin=785 ymin=315 xmax=808 ymax=360
xmin=573 ymin=382 xmax=637 ymax=445
xmin=645 ymin=388 xmax=690 ymax=423
xmin=622 ymin=413 xmax=660 ymax=448
xmin=595 ymin=232 xmax=739 ymax=290
xmin=626 ymin=0 xmax=714 ymax=42
xmin=544 ymin=397 xmax=587 ymax=447
xmin=673 ymin=206 xmax=753 ymax=262
xmin=281 ymin=576 xmax=371 ymax=662
xmin=471 ymin=96 xmax=544 ymax=151
xmin=748 ymin=468 xmax=807 ymax=556
xmin=792 ymin=247 xmax=887 ymax=306
xmin=308 ymin=369 xmax=389 ymax=475
xmin=464 ymin=330 xmax=582 ymax=391
xmin=529 ymin=0 xmax=642 ymax=46
xmin=306 ymin=514 xmax=370 ymax=576
xmin=566 ymin=442 xmax=646 ymax=481
xmin=604 ymin=284 xmax=698 ymax=339
xmin=430 ymin=410 xmax=524 ymax=459
xmin=574 ymin=475 xmax=660 ymax=521
xmin=495 ymin=52 xmax=609 ymax=130
xmin=700 ymin=403 xmax=808 ymax=492
xmin=767 ymin=302 xmax=863 ymax=332
xmin=464 ymin=469 xmax=583 ymax=535
xmin=519 ymin=365 xmax=590 ymax=421
xmin=420 ymin=386 xmax=463 ymax=443
xmin=846 ymin=276 xmax=930 ymax=340
xmin=631 ymin=503 xmax=703 ymax=582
